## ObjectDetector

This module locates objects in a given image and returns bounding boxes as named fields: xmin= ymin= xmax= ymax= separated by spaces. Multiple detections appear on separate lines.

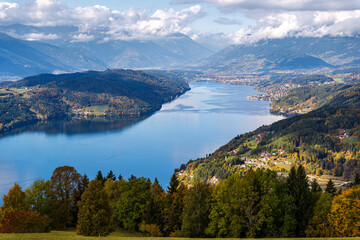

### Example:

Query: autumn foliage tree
xmin=328 ymin=186 xmax=360 ymax=237
xmin=50 ymin=166 xmax=81 ymax=229
xmin=0 ymin=183 xmax=49 ymax=233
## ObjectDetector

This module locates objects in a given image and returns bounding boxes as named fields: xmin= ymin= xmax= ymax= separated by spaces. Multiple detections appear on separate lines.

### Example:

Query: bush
xmin=0 ymin=210 xmax=50 ymax=233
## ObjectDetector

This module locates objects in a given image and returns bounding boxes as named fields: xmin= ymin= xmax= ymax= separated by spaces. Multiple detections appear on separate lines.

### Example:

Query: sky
xmin=0 ymin=0 xmax=359 ymax=49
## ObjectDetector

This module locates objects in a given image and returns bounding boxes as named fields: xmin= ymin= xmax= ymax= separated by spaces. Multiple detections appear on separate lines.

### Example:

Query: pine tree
xmin=106 ymin=170 xmax=116 ymax=181
xmin=95 ymin=171 xmax=105 ymax=185
xmin=77 ymin=180 xmax=113 ymax=236
xmin=325 ymin=179 xmax=336 ymax=197
xmin=350 ymin=173 xmax=360 ymax=187
xmin=163 ymin=173 xmax=186 ymax=236
xmin=287 ymin=165 xmax=313 ymax=237
xmin=167 ymin=173 xmax=179 ymax=194
xmin=311 ymin=179 xmax=322 ymax=193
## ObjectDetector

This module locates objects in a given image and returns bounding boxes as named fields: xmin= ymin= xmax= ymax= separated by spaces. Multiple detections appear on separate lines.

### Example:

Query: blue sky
xmin=0 ymin=0 xmax=359 ymax=49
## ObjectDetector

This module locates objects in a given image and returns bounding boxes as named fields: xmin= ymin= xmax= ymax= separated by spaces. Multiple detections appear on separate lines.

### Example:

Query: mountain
xmin=0 ymin=69 xmax=189 ymax=133
xmin=180 ymin=84 xmax=360 ymax=184
xmin=0 ymin=32 xmax=107 ymax=78
xmin=0 ymin=24 xmax=213 ymax=74
xmin=193 ymin=36 xmax=360 ymax=74
xmin=68 ymin=33 xmax=213 ymax=69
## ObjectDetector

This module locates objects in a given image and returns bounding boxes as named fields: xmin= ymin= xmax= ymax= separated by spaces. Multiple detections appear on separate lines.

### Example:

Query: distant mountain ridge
xmin=0 ymin=24 xmax=213 ymax=78
xmin=193 ymin=36 xmax=360 ymax=74
xmin=0 ymin=32 xmax=107 ymax=77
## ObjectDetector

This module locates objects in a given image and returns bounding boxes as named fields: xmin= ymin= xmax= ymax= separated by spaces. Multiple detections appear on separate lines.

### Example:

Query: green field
xmin=0 ymin=231 xmax=359 ymax=240
xmin=87 ymin=105 xmax=108 ymax=114
xmin=333 ymin=77 xmax=344 ymax=83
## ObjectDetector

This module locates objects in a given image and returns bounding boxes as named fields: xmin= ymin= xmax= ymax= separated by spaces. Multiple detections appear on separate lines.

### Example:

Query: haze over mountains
xmin=0 ymin=23 xmax=360 ymax=79
xmin=0 ymin=24 xmax=213 ymax=78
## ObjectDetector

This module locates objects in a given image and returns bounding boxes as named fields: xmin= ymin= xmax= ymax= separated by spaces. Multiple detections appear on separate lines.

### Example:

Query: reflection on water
xmin=2 ymin=117 xmax=147 ymax=137
xmin=0 ymin=81 xmax=284 ymax=198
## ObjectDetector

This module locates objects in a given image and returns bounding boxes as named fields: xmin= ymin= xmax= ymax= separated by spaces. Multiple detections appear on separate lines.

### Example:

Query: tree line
xmin=1 ymin=165 xmax=360 ymax=237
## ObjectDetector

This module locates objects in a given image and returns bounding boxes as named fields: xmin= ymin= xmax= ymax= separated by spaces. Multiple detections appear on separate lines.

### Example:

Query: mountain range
xmin=0 ymin=23 xmax=360 ymax=78
xmin=192 ymin=36 xmax=360 ymax=74
xmin=0 ymin=24 xmax=213 ymax=78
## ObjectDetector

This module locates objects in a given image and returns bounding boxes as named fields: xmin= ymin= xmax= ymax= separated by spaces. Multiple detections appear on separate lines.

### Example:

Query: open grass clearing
xmin=87 ymin=105 xmax=108 ymax=114
xmin=0 ymin=231 xmax=359 ymax=240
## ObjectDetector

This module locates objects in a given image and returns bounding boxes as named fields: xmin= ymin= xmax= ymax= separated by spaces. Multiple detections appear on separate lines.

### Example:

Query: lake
xmin=0 ymin=81 xmax=284 ymax=196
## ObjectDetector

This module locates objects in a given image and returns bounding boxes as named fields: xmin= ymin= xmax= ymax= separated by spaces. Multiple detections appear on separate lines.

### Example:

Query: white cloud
xmin=0 ymin=0 xmax=204 ymax=41
xmin=23 ymin=32 xmax=59 ymax=41
xmin=230 ymin=11 xmax=360 ymax=44
xmin=174 ymin=0 xmax=360 ymax=11
xmin=71 ymin=33 xmax=95 ymax=42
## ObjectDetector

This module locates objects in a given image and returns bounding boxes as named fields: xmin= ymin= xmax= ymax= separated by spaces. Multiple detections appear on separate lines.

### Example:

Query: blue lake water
xmin=0 ymin=81 xmax=284 ymax=196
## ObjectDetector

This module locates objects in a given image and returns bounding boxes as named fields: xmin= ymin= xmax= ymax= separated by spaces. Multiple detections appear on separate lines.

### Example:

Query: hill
xmin=0 ymin=69 xmax=189 ymax=133
xmin=180 ymin=84 xmax=360 ymax=184
xmin=270 ymin=84 xmax=352 ymax=115
xmin=192 ymin=36 xmax=360 ymax=74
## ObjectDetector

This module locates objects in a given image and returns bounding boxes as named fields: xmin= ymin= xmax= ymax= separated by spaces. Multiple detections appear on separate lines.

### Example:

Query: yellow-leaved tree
xmin=328 ymin=186 xmax=360 ymax=237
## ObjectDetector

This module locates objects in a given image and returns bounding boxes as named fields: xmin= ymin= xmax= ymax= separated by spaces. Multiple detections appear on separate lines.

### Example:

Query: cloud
xmin=23 ymin=32 xmax=59 ymax=41
xmin=214 ymin=17 xmax=242 ymax=25
xmin=71 ymin=33 xmax=95 ymax=42
xmin=173 ymin=0 xmax=360 ymax=11
xmin=230 ymin=10 xmax=360 ymax=44
xmin=0 ymin=0 xmax=204 ymax=41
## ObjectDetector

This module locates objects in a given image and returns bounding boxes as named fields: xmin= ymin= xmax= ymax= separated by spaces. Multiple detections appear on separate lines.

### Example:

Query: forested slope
xmin=181 ymin=84 xmax=360 ymax=183
xmin=0 ymin=69 xmax=189 ymax=133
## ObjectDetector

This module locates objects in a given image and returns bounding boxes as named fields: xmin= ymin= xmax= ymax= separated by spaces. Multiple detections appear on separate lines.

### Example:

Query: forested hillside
xmin=181 ymin=84 xmax=360 ymax=184
xmin=271 ymin=84 xmax=353 ymax=115
xmin=0 ymin=69 xmax=189 ymax=133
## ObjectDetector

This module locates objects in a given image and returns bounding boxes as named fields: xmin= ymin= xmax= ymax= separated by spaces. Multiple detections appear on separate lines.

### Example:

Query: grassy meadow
xmin=0 ymin=230 xmax=360 ymax=240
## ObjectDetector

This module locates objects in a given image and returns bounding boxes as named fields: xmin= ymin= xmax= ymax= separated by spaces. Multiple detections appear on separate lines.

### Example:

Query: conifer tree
xmin=311 ymin=179 xmax=322 ymax=193
xmin=106 ymin=170 xmax=116 ymax=181
xmin=181 ymin=181 xmax=211 ymax=237
xmin=96 ymin=171 xmax=105 ymax=185
xmin=77 ymin=180 xmax=113 ymax=236
xmin=287 ymin=165 xmax=313 ymax=237
xmin=325 ymin=179 xmax=337 ymax=197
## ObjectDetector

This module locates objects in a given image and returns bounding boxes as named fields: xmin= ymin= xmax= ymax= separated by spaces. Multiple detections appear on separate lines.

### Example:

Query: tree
xmin=305 ymin=193 xmax=332 ymax=237
xmin=325 ymin=179 xmax=337 ymax=197
xmin=328 ymin=187 xmax=360 ymax=236
xmin=350 ymin=173 xmax=360 ymax=187
xmin=0 ymin=183 xmax=49 ymax=233
xmin=181 ymin=181 xmax=212 ymax=237
xmin=207 ymin=169 xmax=286 ymax=238
xmin=163 ymin=174 xmax=187 ymax=236
xmin=96 ymin=171 xmax=105 ymax=185
xmin=1 ymin=183 xmax=29 ymax=213
xmin=113 ymin=176 xmax=150 ymax=231
xmin=25 ymin=179 xmax=52 ymax=216
xmin=142 ymin=178 xmax=165 ymax=236
xmin=77 ymin=180 xmax=113 ymax=236
xmin=106 ymin=170 xmax=116 ymax=181
xmin=50 ymin=166 xmax=81 ymax=229
xmin=286 ymin=165 xmax=313 ymax=237
xmin=311 ymin=179 xmax=322 ymax=193
xmin=167 ymin=173 xmax=179 ymax=195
